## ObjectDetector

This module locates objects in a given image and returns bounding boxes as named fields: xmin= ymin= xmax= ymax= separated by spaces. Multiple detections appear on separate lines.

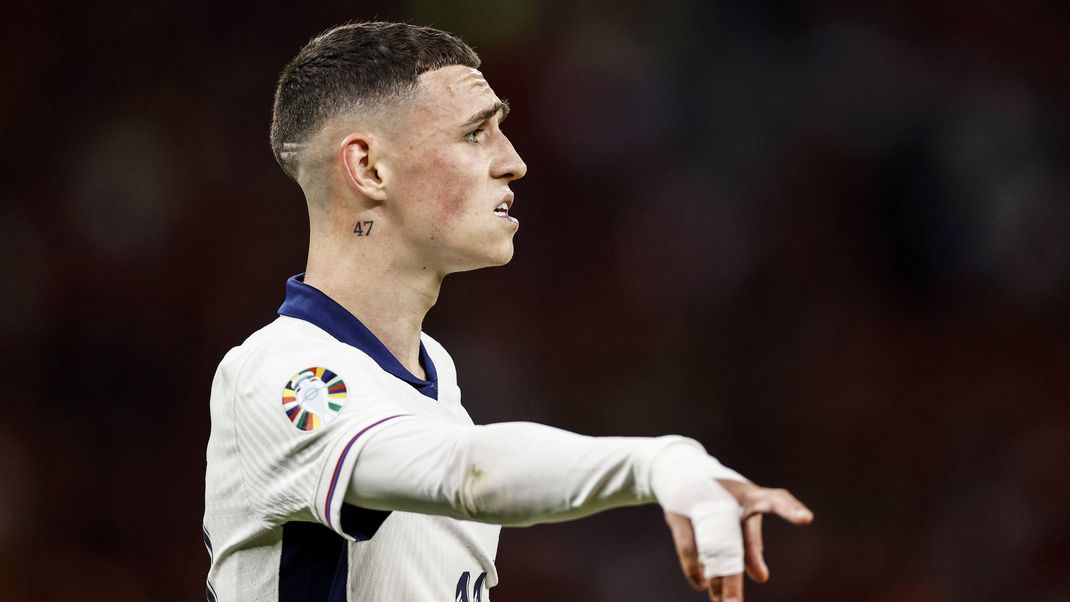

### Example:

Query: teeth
xmin=494 ymin=202 xmax=509 ymax=215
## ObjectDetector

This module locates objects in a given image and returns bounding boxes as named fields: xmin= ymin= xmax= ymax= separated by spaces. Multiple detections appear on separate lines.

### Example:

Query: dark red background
xmin=2 ymin=1 xmax=1068 ymax=600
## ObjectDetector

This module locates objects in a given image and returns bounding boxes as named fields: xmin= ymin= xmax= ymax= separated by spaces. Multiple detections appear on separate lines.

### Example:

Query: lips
xmin=493 ymin=194 xmax=518 ymax=226
xmin=493 ymin=193 xmax=513 ymax=216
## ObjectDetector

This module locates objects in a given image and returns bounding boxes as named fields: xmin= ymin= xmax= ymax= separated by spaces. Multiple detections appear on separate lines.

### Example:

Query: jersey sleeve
xmin=225 ymin=332 xmax=417 ymax=541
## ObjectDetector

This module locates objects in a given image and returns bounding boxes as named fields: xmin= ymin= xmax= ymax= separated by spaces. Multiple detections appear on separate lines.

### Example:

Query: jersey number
xmin=455 ymin=571 xmax=486 ymax=602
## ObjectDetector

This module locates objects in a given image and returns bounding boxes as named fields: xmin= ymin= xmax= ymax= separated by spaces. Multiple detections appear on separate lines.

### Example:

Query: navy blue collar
xmin=278 ymin=274 xmax=438 ymax=400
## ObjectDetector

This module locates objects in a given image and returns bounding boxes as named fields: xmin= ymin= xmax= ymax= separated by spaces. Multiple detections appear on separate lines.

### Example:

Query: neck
xmin=303 ymin=213 xmax=442 ymax=380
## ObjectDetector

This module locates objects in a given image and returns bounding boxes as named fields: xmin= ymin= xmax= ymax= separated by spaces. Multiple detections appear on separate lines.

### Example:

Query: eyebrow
xmin=459 ymin=100 xmax=510 ymax=128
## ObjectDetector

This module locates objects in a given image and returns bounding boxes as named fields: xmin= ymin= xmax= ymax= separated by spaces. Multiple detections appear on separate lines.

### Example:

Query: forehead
xmin=420 ymin=64 xmax=494 ymax=99
xmin=409 ymin=65 xmax=499 ymax=123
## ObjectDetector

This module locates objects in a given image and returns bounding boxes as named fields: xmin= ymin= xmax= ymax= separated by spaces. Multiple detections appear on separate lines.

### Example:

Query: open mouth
xmin=493 ymin=196 xmax=518 ymax=226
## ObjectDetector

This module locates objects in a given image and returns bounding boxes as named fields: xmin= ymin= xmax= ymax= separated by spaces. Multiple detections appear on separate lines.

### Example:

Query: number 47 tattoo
xmin=353 ymin=221 xmax=374 ymax=236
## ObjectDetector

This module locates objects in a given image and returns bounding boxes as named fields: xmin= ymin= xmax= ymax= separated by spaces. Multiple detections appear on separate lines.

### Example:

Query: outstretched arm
xmin=346 ymin=418 xmax=810 ymax=597
xmin=347 ymin=418 xmax=742 ymax=524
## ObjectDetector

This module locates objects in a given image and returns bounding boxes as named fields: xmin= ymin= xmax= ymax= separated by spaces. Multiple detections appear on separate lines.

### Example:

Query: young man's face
xmin=382 ymin=65 xmax=527 ymax=274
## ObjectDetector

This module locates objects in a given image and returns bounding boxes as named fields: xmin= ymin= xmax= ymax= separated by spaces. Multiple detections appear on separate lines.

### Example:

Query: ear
xmin=339 ymin=133 xmax=388 ymax=201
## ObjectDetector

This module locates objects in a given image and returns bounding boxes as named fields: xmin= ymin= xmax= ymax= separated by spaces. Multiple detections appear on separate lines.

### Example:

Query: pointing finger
xmin=738 ymin=488 xmax=812 ymax=526
xmin=766 ymin=489 xmax=813 ymax=525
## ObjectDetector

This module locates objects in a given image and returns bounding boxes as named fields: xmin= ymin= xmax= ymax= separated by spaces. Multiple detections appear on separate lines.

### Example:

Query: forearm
xmin=346 ymin=418 xmax=743 ymax=526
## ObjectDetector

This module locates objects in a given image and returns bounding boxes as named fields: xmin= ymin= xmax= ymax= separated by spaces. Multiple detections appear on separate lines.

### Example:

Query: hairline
xmin=271 ymin=22 xmax=482 ymax=180
xmin=282 ymin=63 xmax=485 ymax=176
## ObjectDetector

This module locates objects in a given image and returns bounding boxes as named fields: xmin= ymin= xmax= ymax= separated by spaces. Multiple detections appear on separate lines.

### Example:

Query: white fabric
xmin=348 ymin=420 xmax=682 ymax=525
xmin=203 ymin=316 xmax=499 ymax=601
xmin=347 ymin=419 xmax=751 ymax=579
xmin=205 ymin=314 xmax=751 ymax=600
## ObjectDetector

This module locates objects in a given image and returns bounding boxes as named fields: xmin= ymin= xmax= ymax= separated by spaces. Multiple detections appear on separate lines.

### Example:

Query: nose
xmin=493 ymin=135 xmax=527 ymax=182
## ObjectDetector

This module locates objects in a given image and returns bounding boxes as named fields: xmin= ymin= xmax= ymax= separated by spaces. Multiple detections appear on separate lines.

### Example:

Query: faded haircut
xmin=270 ymin=21 xmax=481 ymax=180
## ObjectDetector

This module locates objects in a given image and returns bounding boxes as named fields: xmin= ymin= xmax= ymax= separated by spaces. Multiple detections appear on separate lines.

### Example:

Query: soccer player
xmin=203 ymin=21 xmax=812 ymax=602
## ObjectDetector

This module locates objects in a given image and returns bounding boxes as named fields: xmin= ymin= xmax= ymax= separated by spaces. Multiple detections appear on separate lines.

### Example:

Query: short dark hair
xmin=270 ymin=22 xmax=481 ymax=179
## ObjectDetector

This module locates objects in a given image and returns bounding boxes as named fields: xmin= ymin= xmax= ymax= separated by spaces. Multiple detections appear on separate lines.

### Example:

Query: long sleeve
xmin=346 ymin=417 xmax=744 ymax=526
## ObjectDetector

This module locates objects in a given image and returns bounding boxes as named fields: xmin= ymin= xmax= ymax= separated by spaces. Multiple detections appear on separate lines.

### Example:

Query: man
xmin=204 ymin=21 xmax=811 ymax=602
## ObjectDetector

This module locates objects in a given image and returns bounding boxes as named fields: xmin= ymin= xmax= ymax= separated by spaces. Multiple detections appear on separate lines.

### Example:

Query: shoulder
xmin=219 ymin=316 xmax=334 ymax=373
xmin=219 ymin=317 xmax=392 ymax=402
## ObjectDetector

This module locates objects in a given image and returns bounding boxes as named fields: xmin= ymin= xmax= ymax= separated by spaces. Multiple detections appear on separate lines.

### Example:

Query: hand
xmin=664 ymin=480 xmax=812 ymax=602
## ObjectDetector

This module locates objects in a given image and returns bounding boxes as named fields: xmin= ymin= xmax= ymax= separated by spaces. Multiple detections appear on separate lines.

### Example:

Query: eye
xmin=464 ymin=127 xmax=486 ymax=143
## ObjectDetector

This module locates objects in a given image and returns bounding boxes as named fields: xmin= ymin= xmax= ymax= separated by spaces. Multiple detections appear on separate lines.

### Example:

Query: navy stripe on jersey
xmin=278 ymin=274 xmax=439 ymax=400
xmin=278 ymin=508 xmax=388 ymax=602
xmin=203 ymin=525 xmax=217 ymax=601
xmin=279 ymin=522 xmax=348 ymax=602
xmin=202 ymin=524 xmax=214 ymax=560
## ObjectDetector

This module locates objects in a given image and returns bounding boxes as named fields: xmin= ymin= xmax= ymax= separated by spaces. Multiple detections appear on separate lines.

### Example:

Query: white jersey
xmin=203 ymin=274 xmax=499 ymax=601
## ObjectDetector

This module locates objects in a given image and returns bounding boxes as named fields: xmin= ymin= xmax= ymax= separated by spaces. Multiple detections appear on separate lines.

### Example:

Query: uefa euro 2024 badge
xmin=281 ymin=367 xmax=347 ymax=431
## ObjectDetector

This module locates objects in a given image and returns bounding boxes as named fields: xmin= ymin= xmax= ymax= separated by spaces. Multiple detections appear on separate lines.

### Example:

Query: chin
xmin=452 ymin=242 xmax=514 ymax=273
xmin=488 ymin=244 xmax=515 ymax=266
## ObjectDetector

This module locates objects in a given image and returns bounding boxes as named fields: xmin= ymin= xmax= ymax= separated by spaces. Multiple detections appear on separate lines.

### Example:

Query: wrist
xmin=649 ymin=439 xmax=745 ymax=514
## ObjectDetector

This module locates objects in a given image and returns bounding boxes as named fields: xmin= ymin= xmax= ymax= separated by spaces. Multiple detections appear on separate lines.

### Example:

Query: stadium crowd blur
xmin=2 ymin=1 xmax=1067 ymax=600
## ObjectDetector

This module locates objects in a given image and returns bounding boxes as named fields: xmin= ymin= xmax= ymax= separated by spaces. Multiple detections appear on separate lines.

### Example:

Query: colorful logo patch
xmin=282 ymin=367 xmax=347 ymax=431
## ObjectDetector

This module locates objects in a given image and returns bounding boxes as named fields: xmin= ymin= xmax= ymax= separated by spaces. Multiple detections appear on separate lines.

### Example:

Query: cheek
xmin=393 ymin=144 xmax=486 ymax=244
xmin=418 ymin=156 xmax=478 ymax=224
xmin=431 ymin=168 xmax=468 ymax=218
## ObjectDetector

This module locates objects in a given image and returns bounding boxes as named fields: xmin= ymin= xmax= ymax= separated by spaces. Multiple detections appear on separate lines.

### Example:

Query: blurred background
xmin=2 ymin=0 xmax=1068 ymax=600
